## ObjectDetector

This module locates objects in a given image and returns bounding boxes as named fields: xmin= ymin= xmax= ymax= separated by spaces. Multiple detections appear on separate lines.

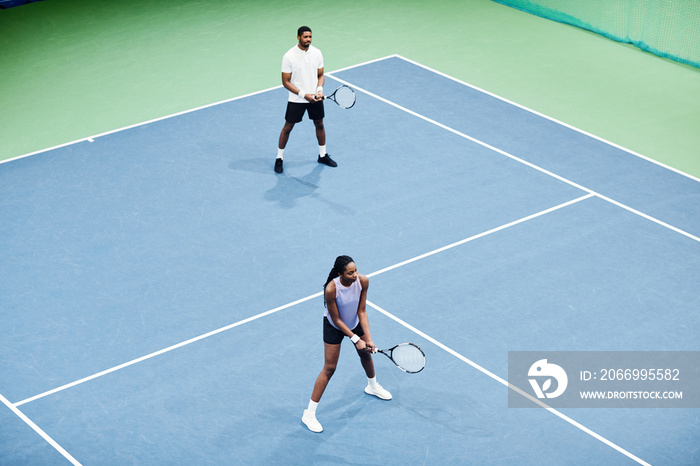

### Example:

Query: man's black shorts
xmin=285 ymin=101 xmax=325 ymax=123
xmin=323 ymin=316 xmax=364 ymax=345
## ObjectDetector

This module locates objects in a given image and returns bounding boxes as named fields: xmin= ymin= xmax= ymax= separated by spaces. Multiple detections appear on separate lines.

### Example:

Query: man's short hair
xmin=297 ymin=26 xmax=312 ymax=36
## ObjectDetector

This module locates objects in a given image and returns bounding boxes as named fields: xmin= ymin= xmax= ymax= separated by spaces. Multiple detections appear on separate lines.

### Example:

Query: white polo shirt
xmin=281 ymin=44 xmax=324 ymax=103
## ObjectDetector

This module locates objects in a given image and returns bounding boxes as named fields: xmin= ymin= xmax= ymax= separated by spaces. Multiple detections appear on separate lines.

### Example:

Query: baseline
xmin=0 ymin=56 xmax=390 ymax=167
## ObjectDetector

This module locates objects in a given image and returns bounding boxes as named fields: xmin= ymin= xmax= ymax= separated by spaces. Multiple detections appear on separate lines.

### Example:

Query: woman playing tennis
xmin=302 ymin=255 xmax=392 ymax=433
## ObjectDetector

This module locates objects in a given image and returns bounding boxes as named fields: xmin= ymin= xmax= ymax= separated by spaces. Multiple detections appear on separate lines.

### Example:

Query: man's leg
xmin=313 ymin=119 xmax=326 ymax=147
xmin=314 ymin=119 xmax=336 ymax=167
xmin=278 ymin=121 xmax=296 ymax=153
xmin=276 ymin=121 xmax=295 ymax=173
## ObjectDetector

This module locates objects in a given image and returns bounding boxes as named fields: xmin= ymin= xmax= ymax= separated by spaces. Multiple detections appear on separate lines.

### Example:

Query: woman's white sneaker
xmin=302 ymin=409 xmax=323 ymax=433
xmin=364 ymin=383 xmax=392 ymax=400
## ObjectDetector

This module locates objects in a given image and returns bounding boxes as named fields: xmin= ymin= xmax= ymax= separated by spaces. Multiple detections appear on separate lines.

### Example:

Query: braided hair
xmin=323 ymin=255 xmax=354 ymax=308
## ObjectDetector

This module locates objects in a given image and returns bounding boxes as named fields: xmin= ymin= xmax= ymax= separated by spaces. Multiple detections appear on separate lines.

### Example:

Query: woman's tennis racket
xmin=373 ymin=343 xmax=426 ymax=373
xmin=324 ymin=85 xmax=356 ymax=109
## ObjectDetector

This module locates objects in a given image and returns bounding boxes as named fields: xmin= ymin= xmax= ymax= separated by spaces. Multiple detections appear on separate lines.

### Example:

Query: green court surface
xmin=1 ymin=0 xmax=699 ymax=178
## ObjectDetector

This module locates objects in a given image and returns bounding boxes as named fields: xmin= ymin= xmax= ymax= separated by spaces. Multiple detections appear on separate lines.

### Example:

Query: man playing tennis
xmin=275 ymin=26 xmax=337 ymax=174
xmin=302 ymin=255 xmax=392 ymax=433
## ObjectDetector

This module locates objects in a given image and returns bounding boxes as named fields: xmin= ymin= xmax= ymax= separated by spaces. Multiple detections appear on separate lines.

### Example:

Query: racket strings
xmin=332 ymin=86 xmax=355 ymax=108
xmin=391 ymin=344 xmax=425 ymax=373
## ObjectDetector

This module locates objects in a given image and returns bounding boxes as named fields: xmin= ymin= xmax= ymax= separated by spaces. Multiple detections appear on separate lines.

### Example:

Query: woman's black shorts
xmin=323 ymin=316 xmax=364 ymax=345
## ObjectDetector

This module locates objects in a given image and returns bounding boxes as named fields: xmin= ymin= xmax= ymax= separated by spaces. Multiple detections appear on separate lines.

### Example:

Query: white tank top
xmin=324 ymin=276 xmax=362 ymax=329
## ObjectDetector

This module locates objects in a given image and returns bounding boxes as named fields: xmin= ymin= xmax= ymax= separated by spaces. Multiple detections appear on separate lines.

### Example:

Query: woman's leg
xmin=310 ymin=342 xmax=342 ymax=402
xmin=356 ymin=336 xmax=375 ymax=378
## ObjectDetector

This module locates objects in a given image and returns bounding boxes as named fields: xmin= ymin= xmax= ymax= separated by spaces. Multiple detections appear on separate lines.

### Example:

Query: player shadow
xmin=263 ymin=162 xmax=323 ymax=209
xmin=227 ymin=156 xmax=355 ymax=213
xmin=265 ymin=165 xmax=356 ymax=215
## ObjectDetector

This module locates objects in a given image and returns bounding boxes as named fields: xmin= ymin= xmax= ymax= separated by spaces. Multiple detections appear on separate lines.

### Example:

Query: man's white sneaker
xmin=302 ymin=409 xmax=323 ymax=433
xmin=365 ymin=383 xmax=392 ymax=400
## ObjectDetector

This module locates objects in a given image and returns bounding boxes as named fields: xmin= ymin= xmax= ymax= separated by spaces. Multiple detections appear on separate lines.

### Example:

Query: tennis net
xmin=494 ymin=0 xmax=700 ymax=68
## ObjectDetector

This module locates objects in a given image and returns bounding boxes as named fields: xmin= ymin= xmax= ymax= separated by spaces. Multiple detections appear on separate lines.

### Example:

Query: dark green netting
xmin=494 ymin=0 xmax=700 ymax=68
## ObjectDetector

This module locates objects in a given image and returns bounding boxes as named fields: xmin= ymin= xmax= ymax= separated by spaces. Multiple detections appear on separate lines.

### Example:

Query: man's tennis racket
xmin=324 ymin=85 xmax=356 ymax=109
xmin=373 ymin=343 xmax=426 ymax=373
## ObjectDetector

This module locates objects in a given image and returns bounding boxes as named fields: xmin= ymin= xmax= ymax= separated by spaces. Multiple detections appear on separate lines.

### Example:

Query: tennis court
xmin=1 ymin=53 xmax=699 ymax=464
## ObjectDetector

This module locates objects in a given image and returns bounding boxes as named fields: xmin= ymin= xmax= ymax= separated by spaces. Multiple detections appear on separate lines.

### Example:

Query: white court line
xmin=327 ymin=71 xmax=700 ymax=244
xmin=1 ymin=392 xmax=82 ymax=465
xmin=14 ymin=195 xmax=592 ymax=407
xmin=393 ymin=54 xmax=700 ymax=184
xmin=14 ymin=293 xmax=321 ymax=407
xmin=367 ymin=193 xmax=595 ymax=277
xmin=0 ymin=58 xmax=384 ymax=166
xmin=366 ymin=300 xmax=652 ymax=466
xmin=5 ymin=53 xmax=699 ymax=184
xmin=0 ymin=86 xmax=279 ymax=165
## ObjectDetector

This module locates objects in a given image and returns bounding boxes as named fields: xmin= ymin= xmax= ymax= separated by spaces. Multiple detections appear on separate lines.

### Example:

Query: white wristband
xmin=316 ymin=86 xmax=323 ymax=93
xmin=297 ymin=90 xmax=305 ymax=98
xmin=350 ymin=334 xmax=360 ymax=344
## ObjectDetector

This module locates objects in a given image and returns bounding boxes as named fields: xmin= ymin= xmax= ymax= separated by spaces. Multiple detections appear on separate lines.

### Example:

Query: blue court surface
xmin=1 ymin=56 xmax=699 ymax=465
